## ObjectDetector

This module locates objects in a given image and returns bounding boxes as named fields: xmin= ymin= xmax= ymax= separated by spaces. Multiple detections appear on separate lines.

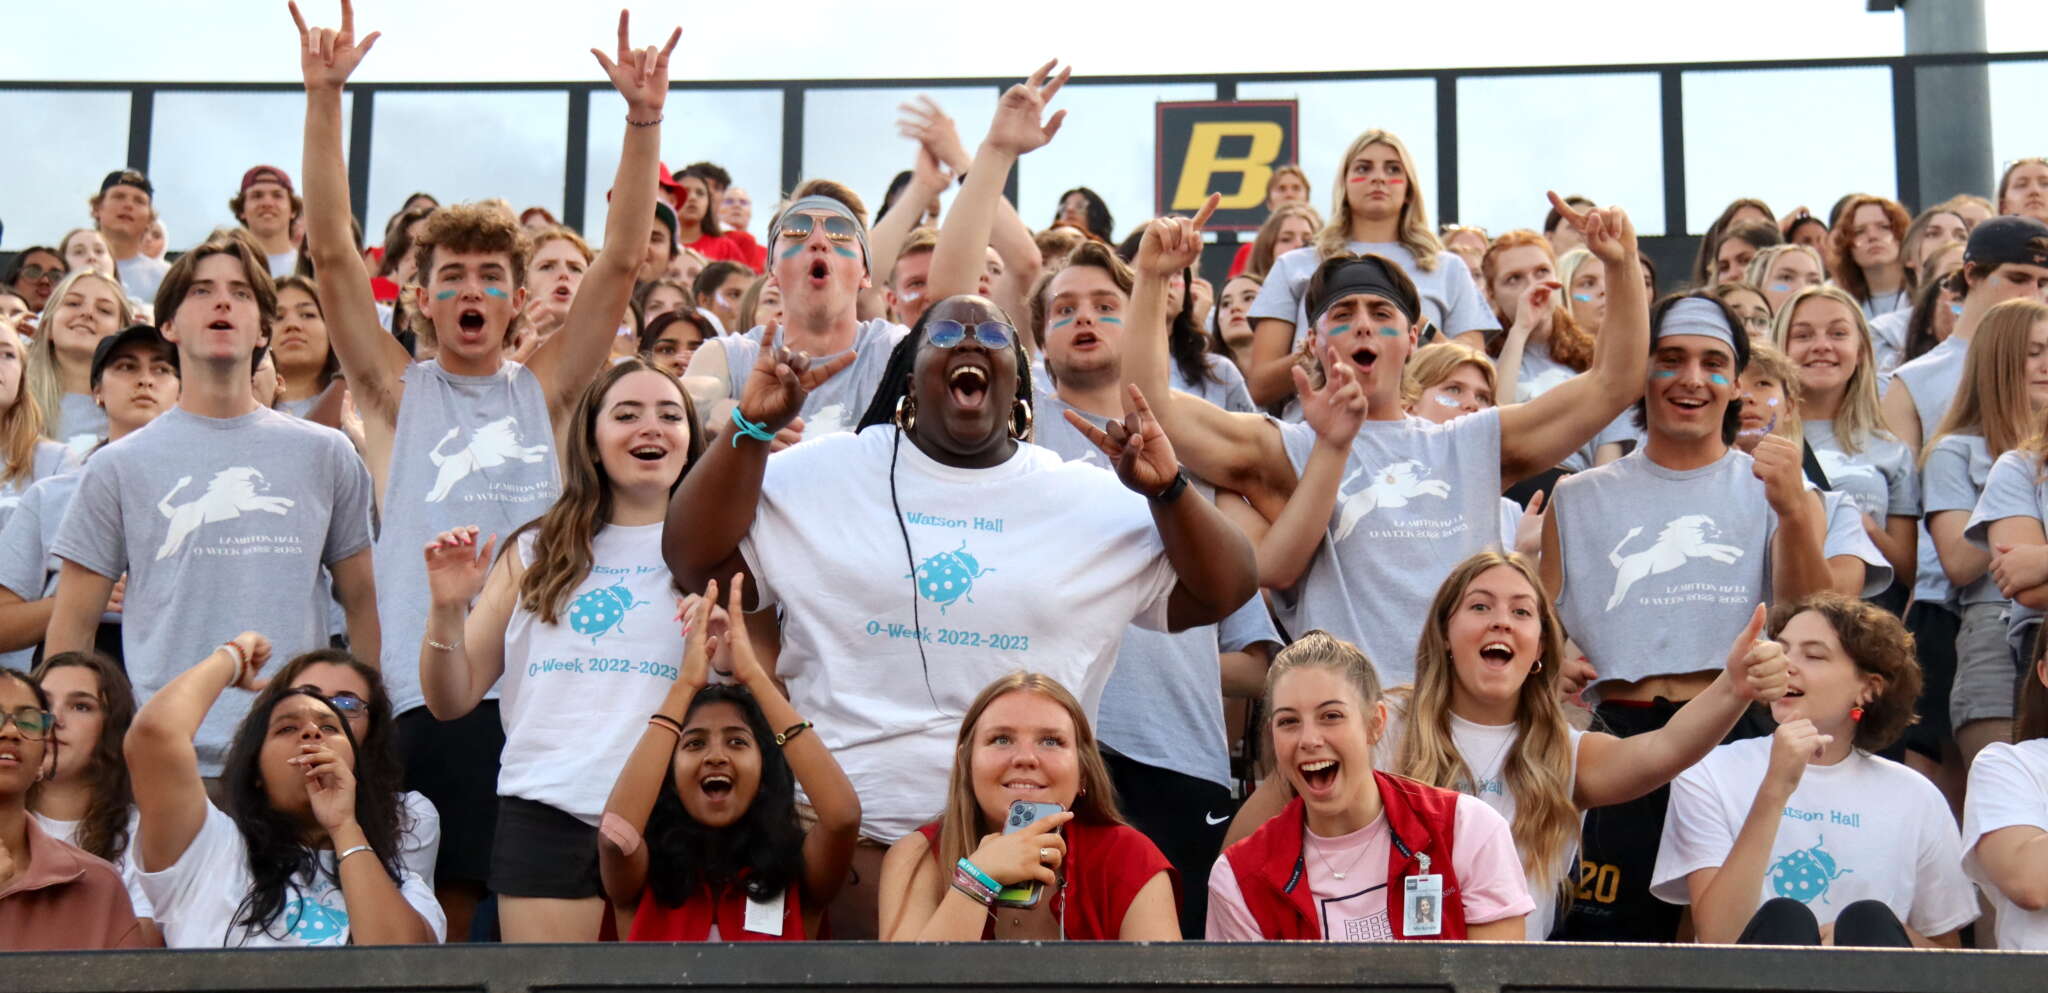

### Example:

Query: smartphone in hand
xmin=994 ymin=800 xmax=1064 ymax=909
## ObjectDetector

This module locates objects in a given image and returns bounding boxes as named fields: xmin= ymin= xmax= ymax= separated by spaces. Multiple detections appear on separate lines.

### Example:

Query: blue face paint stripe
xmin=483 ymin=286 xmax=510 ymax=300
xmin=832 ymin=245 xmax=857 ymax=259
xmin=434 ymin=289 xmax=457 ymax=301
xmin=1709 ymin=374 xmax=1730 ymax=385
xmin=1099 ymin=316 xmax=1122 ymax=325
xmin=1050 ymin=317 xmax=1074 ymax=330
xmin=1327 ymin=324 xmax=1351 ymax=336
xmin=779 ymin=244 xmax=805 ymax=259
xmin=1651 ymin=370 xmax=1677 ymax=379
xmin=1376 ymin=326 xmax=1400 ymax=337
xmin=1571 ymin=293 xmax=1594 ymax=302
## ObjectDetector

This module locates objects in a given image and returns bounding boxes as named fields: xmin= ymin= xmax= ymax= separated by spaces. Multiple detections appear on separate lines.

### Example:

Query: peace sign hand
xmin=983 ymin=60 xmax=1071 ymax=157
xmin=590 ymin=11 xmax=680 ymax=119
xmin=289 ymin=0 xmax=381 ymax=92
xmin=735 ymin=322 xmax=858 ymax=434
xmin=1546 ymin=191 xmax=1637 ymax=266
xmin=1063 ymin=384 xmax=1184 ymax=498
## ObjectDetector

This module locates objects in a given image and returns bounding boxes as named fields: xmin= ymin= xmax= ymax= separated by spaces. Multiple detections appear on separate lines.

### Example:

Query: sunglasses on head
xmin=778 ymin=213 xmax=858 ymax=243
xmin=0 ymin=706 xmax=53 ymax=740
xmin=926 ymin=320 xmax=1014 ymax=350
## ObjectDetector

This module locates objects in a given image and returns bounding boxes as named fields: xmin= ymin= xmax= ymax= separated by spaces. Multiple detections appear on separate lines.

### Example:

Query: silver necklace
xmin=1305 ymin=826 xmax=1372 ymax=881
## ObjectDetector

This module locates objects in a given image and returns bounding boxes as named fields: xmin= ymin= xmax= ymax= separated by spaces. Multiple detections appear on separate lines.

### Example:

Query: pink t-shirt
xmin=1205 ymin=793 xmax=1534 ymax=940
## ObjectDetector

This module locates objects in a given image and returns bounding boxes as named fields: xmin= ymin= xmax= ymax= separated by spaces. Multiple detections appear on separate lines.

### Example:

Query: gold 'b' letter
xmin=1173 ymin=121 xmax=1285 ymax=211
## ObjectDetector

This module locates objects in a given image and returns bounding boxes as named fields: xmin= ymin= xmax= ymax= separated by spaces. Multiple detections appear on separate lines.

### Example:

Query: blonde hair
xmin=29 ymin=270 xmax=132 ymax=442
xmin=936 ymin=673 xmax=1123 ymax=870
xmin=1401 ymin=341 xmax=1496 ymax=410
xmin=1314 ymin=130 xmax=1444 ymax=272
xmin=1928 ymin=298 xmax=2048 ymax=467
xmin=1247 ymin=203 xmax=1323 ymax=278
xmin=1769 ymin=285 xmax=1885 ymax=454
xmin=1743 ymin=244 xmax=1825 ymax=301
xmin=1398 ymin=552 xmax=1576 ymax=898
xmin=0 ymin=323 xmax=49 ymax=487
xmin=1264 ymin=630 xmax=1384 ymax=724
xmin=1743 ymin=342 xmax=1807 ymax=450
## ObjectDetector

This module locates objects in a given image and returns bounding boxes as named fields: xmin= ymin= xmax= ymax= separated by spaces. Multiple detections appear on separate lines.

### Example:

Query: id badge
xmin=744 ymin=889 xmax=786 ymax=936
xmin=1402 ymin=874 xmax=1443 ymax=937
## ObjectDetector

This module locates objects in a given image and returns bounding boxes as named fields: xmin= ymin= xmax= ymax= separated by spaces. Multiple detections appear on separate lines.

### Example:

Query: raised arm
xmin=125 ymin=632 xmax=272 ymax=872
xmin=928 ymin=61 xmax=1066 ymax=303
xmin=870 ymin=106 xmax=954 ymax=291
xmin=600 ymin=582 xmax=718 ymax=906
xmin=527 ymin=12 xmax=677 ymax=414
xmin=899 ymin=98 xmax=1043 ymax=332
xmin=419 ymin=526 xmax=515 ymax=720
xmin=295 ymin=0 xmax=408 ymax=432
xmin=662 ymin=325 xmax=854 ymax=606
xmin=1575 ymin=606 xmax=1788 ymax=808
xmin=1121 ymin=199 xmax=1298 ymax=505
xmin=1756 ymin=435 xmax=1832 ymax=603
xmin=1253 ymin=343 xmax=1364 ymax=589
xmin=1498 ymin=195 xmax=1647 ymax=484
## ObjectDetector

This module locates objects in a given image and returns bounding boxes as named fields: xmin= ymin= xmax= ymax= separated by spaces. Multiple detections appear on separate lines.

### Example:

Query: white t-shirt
xmin=499 ymin=522 xmax=683 ymax=824
xmin=1206 ymin=794 xmax=1535 ymax=940
xmin=1651 ymin=736 xmax=1977 ymax=937
xmin=740 ymin=426 xmax=1178 ymax=842
xmin=397 ymin=791 xmax=441 ymax=890
xmin=32 ymin=808 xmax=152 ymax=919
xmin=140 ymin=803 xmax=446 ymax=947
xmin=1961 ymin=739 xmax=2048 ymax=950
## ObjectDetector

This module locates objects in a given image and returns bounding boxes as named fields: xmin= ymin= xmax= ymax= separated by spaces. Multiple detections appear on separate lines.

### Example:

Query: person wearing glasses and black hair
xmin=0 ymin=666 xmax=147 ymax=948
xmin=4 ymin=247 xmax=67 ymax=314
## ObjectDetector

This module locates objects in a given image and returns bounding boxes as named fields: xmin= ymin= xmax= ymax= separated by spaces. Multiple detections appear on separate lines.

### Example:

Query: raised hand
xmin=1063 ymin=384 xmax=1184 ymax=498
xmin=982 ymin=60 xmax=1071 ymax=157
xmin=1136 ymin=194 xmax=1220 ymax=279
xmin=590 ymin=11 xmax=680 ymax=119
xmin=967 ymin=809 xmax=1074 ymax=886
xmin=1509 ymin=279 xmax=1561 ymax=335
xmin=735 ymin=323 xmax=858 ymax=433
xmin=1750 ymin=434 xmax=1806 ymax=514
xmin=721 ymin=573 xmax=768 ymax=687
xmin=225 ymin=631 xmax=275 ymax=693
xmin=909 ymin=142 xmax=955 ymax=198
xmin=422 ymin=526 xmax=498 ymax=608
xmin=295 ymin=740 xmax=359 ymax=835
xmin=676 ymin=578 xmax=719 ymax=692
xmin=1546 ymin=191 xmax=1637 ymax=266
xmin=1295 ymin=340 xmax=1366 ymax=450
xmin=1513 ymin=490 xmax=1547 ymax=561
xmin=898 ymin=96 xmax=972 ymax=173
xmin=1723 ymin=604 xmax=1790 ymax=703
xmin=289 ymin=0 xmax=381 ymax=92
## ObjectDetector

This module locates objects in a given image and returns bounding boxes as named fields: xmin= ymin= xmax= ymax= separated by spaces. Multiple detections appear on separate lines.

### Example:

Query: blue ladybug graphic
xmin=284 ymin=892 xmax=349 ymax=944
xmin=1769 ymin=837 xmax=1851 ymax=904
xmin=569 ymin=580 xmax=641 ymax=641
xmin=909 ymin=542 xmax=994 ymax=613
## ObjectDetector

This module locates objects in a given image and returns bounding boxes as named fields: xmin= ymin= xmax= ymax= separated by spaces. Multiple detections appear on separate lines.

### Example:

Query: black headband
xmin=1308 ymin=257 xmax=1415 ymax=327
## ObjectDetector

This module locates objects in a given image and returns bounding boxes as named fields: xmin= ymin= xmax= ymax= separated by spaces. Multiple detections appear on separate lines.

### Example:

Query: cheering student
xmin=125 ymin=633 xmax=444 ymax=946
xmin=417 ymin=358 xmax=702 ymax=941
xmin=662 ymin=60 xmax=1255 ymax=938
xmin=26 ymin=270 xmax=132 ymax=455
xmin=601 ymin=576 xmax=859 ymax=941
xmin=25 ymin=653 xmax=156 ymax=944
xmin=44 ymin=236 xmax=378 ymax=786
xmin=1120 ymin=192 xmax=1647 ymax=687
xmin=1958 ymin=635 xmax=2048 ymax=950
xmin=878 ymin=672 xmax=1179 ymax=941
xmin=295 ymin=0 xmax=672 ymax=937
xmin=0 ymin=326 xmax=178 ymax=667
xmin=1207 ymin=632 xmax=1533 ymax=941
xmin=0 ymin=667 xmax=146 ymax=949
xmin=1242 ymin=130 xmax=1499 ymax=411
xmin=1652 ymin=595 xmax=1976 ymax=948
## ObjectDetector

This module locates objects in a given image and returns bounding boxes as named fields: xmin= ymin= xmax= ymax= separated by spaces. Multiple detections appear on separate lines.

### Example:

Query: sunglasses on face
xmin=0 ymin=706 xmax=53 ymax=740
xmin=926 ymin=320 xmax=1014 ymax=350
xmin=777 ymin=213 xmax=858 ymax=243
xmin=17 ymin=265 xmax=64 ymax=283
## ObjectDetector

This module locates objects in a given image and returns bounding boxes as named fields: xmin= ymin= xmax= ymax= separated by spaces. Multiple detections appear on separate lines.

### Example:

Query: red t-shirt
xmin=625 ymin=877 xmax=808 ymax=942
xmin=918 ymin=817 xmax=1177 ymax=940
xmin=721 ymin=229 xmax=768 ymax=273
xmin=685 ymin=233 xmax=754 ymax=270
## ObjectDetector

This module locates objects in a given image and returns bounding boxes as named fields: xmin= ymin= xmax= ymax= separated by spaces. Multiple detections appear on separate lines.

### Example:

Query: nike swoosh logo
xmin=1204 ymin=812 xmax=1230 ymax=825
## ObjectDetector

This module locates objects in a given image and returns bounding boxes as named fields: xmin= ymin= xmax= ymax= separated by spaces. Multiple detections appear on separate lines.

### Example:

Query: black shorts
xmin=396 ymin=702 xmax=505 ymax=886
xmin=1103 ymin=749 xmax=1229 ymax=939
xmin=489 ymin=795 xmax=603 ymax=900
xmin=1556 ymin=696 xmax=1773 ymax=942
xmin=1897 ymin=601 xmax=1959 ymax=760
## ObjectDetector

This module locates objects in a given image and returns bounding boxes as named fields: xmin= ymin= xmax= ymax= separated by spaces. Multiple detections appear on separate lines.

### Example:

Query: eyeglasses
xmin=16 ymin=264 xmax=64 ymax=283
xmin=327 ymin=693 xmax=368 ymax=718
xmin=1741 ymin=314 xmax=1771 ymax=332
xmin=777 ymin=213 xmax=858 ymax=243
xmin=0 ymin=706 xmax=53 ymax=740
xmin=927 ymin=320 xmax=1014 ymax=350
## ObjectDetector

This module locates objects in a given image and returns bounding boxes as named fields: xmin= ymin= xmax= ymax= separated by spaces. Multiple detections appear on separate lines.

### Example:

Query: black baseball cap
xmin=90 ymin=324 xmax=178 ymax=389
xmin=1964 ymin=215 xmax=2048 ymax=269
xmin=99 ymin=169 xmax=154 ymax=199
xmin=654 ymin=202 xmax=679 ymax=247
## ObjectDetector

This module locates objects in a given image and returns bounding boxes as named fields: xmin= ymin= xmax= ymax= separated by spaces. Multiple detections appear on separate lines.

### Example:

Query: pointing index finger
xmin=1546 ymin=190 xmax=1586 ymax=230
xmin=616 ymin=9 xmax=630 ymax=59
xmin=1191 ymin=192 xmax=1221 ymax=230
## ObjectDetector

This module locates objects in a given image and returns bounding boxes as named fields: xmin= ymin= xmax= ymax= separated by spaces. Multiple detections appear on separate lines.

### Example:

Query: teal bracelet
xmin=956 ymin=857 xmax=1000 ymax=894
xmin=728 ymin=407 xmax=778 ymax=448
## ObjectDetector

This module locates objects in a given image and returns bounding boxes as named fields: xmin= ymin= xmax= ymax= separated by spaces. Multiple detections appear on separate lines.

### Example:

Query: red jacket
xmin=625 ymin=876 xmax=806 ymax=942
xmin=1224 ymin=771 xmax=1466 ymax=940
xmin=919 ymin=817 xmax=1177 ymax=940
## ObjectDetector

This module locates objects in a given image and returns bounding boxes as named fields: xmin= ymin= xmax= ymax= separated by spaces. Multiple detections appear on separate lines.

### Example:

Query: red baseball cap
xmin=240 ymin=165 xmax=294 ymax=196
xmin=657 ymin=163 xmax=687 ymax=193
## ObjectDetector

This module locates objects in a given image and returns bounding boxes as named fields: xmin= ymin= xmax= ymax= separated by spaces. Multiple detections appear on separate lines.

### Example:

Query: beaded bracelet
xmin=627 ymin=115 xmax=664 ymax=127
xmin=728 ymin=407 xmax=778 ymax=448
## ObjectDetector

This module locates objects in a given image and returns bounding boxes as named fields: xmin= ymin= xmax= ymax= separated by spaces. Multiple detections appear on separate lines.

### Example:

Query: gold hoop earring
xmin=1532 ymin=658 xmax=1544 ymax=673
xmin=1011 ymin=397 xmax=1033 ymax=440
xmin=893 ymin=394 xmax=916 ymax=432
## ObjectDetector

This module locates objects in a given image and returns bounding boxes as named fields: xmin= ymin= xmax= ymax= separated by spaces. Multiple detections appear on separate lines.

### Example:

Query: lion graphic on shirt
xmin=1332 ymin=460 xmax=1451 ymax=541
xmin=424 ymin=417 xmax=550 ymax=503
xmin=1605 ymin=514 xmax=1745 ymax=610
xmin=155 ymin=467 xmax=295 ymax=560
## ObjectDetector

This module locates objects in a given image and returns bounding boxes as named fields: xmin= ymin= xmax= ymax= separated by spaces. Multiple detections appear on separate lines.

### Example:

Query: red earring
xmin=1849 ymin=706 xmax=1865 ymax=723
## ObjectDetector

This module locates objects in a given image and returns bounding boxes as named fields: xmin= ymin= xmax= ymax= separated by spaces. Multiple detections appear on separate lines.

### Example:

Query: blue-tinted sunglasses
xmin=927 ymin=320 xmax=1014 ymax=350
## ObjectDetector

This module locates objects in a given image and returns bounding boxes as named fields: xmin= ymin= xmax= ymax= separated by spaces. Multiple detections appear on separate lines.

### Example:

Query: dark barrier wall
xmin=8 ymin=941 xmax=2046 ymax=993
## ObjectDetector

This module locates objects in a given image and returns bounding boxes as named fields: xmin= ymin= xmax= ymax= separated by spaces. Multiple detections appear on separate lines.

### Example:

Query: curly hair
xmin=1827 ymin=195 xmax=1912 ymax=304
xmin=1766 ymin=593 xmax=1921 ymax=752
xmin=410 ymin=203 xmax=529 ymax=290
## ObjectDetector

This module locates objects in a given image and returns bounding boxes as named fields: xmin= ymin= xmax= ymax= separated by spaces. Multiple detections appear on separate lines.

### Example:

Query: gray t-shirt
xmin=54 ymin=393 xmax=108 ymax=459
xmin=1272 ymin=408 xmax=1505 ymax=684
xmin=374 ymin=360 xmax=562 ymax=716
xmin=717 ymin=318 xmax=907 ymax=438
xmin=115 ymin=254 xmax=169 ymax=305
xmin=1034 ymin=395 xmax=1282 ymax=787
xmin=51 ymin=406 xmax=373 ymax=773
xmin=1552 ymin=448 xmax=1777 ymax=687
xmin=1965 ymin=449 xmax=2048 ymax=651
xmin=0 ymin=440 xmax=79 ymax=535
xmin=1922 ymin=433 xmax=2000 ymax=607
xmin=1888 ymin=337 xmax=1969 ymax=608
xmin=1869 ymin=309 xmax=1910 ymax=377
xmin=1804 ymin=421 xmax=1919 ymax=521
xmin=0 ymin=466 xmax=87 ymax=671
xmin=1252 ymin=242 xmax=1499 ymax=346
xmin=1822 ymin=489 xmax=1893 ymax=597
xmin=1172 ymin=353 xmax=1257 ymax=415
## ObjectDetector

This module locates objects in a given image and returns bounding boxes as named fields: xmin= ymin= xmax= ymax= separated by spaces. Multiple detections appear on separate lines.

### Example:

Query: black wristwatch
xmin=1149 ymin=470 xmax=1190 ymax=505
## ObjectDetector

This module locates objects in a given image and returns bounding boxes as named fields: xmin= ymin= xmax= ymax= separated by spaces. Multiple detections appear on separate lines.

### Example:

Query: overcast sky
xmin=7 ymin=0 xmax=2048 ymax=249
